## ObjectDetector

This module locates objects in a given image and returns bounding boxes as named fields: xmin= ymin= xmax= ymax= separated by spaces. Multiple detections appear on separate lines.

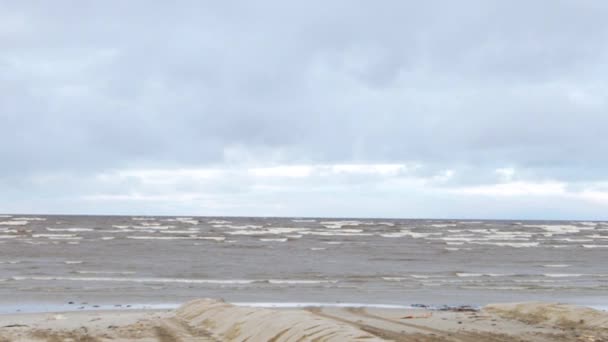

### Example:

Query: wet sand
xmin=1 ymin=299 xmax=606 ymax=341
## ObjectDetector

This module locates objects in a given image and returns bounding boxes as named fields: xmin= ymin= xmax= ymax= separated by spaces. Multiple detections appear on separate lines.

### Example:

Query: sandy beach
xmin=1 ymin=299 xmax=606 ymax=341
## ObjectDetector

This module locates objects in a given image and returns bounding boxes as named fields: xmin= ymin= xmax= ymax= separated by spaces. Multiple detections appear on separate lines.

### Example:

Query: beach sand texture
xmin=1 ymin=299 xmax=606 ymax=341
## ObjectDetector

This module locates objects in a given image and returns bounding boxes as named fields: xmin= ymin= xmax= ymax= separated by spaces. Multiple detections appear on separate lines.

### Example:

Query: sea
xmin=0 ymin=214 xmax=606 ymax=313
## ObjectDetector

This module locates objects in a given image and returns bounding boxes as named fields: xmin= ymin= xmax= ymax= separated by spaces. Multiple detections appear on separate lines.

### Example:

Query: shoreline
xmin=1 ymin=299 xmax=606 ymax=341
xmin=2 ymin=300 xmax=607 ymax=315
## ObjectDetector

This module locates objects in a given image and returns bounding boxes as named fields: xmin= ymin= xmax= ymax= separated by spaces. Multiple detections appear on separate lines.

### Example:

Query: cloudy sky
xmin=1 ymin=1 xmax=608 ymax=219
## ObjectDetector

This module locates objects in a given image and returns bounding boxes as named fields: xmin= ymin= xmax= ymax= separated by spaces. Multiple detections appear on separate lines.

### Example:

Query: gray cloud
xmin=2 ymin=1 xmax=608 ymax=217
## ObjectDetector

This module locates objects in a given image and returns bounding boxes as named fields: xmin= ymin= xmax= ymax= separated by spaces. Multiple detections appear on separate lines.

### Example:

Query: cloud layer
xmin=1 ymin=1 xmax=608 ymax=218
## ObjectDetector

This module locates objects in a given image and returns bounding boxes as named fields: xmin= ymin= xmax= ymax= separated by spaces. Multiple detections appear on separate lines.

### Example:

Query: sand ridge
xmin=0 ymin=299 xmax=607 ymax=341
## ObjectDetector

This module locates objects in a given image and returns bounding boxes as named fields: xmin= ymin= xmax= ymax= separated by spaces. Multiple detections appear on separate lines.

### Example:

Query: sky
xmin=1 ymin=1 xmax=608 ymax=219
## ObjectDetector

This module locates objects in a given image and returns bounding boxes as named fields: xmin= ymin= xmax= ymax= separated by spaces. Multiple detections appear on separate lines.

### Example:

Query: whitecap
xmin=259 ymin=238 xmax=288 ymax=242
xmin=542 ymin=264 xmax=570 ymax=268
xmin=131 ymin=217 xmax=156 ymax=221
xmin=127 ymin=236 xmax=197 ymax=240
xmin=76 ymin=271 xmax=136 ymax=275
xmin=198 ymin=236 xmax=226 ymax=241
xmin=12 ymin=276 xmax=256 ymax=284
xmin=382 ymin=277 xmax=407 ymax=281
xmin=582 ymin=245 xmax=608 ymax=248
xmin=207 ymin=220 xmax=232 ymax=224
xmin=13 ymin=217 xmax=46 ymax=221
xmin=471 ymin=242 xmax=539 ymax=248
xmin=319 ymin=221 xmax=363 ymax=229
xmin=0 ymin=221 xmax=28 ymax=226
xmin=213 ymin=224 xmax=264 ymax=229
xmin=46 ymin=228 xmax=93 ymax=232
xmin=456 ymin=273 xmax=483 ymax=277
xmin=266 ymin=279 xmax=336 ymax=284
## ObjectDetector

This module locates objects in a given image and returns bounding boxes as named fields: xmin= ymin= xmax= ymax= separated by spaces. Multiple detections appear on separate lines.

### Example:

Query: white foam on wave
xmin=131 ymin=217 xmax=156 ymax=221
xmin=76 ymin=270 xmax=136 ymax=275
xmin=587 ymin=234 xmax=608 ymax=239
xmin=13 ymin=217 xmax=46 ymax=221
xmin=0 ymin=235 xmax=17 ymax=239
xmin=259 ymin=238 xmax=287 ymax=242
xmin=0 ymin=260 xmax=21 ymax=264
xmin=12 ymin=276 xmax=256 ymax=284
xmin=543 ymin=274 xmax=585 ymax=277
xmin=166 ymin=217 xmax=199 ymax=225
xmin=524 ymin=224 xmax=588 ymax=235
xmin=302 ymin=231 xmax=373 ymax=237
xmin=0 ymin=221 xmax=28 ymax=226
xmin=198 ymin=236 xmax=226 ymax=241
xmin=225 ymin=227 xmax=308 ymax=236
xmin=11 ymin=276 xmax=335 ymax=285
xmin=470 ymin=242 xmax=539 ymax=248
xmin=127 ymin=236 xmax=199 ymax=240
xmin=131 ymin=225 xmax=174 ymax=230
xmin=46 ymin=228 xmax=93 ymax=232
xmin=582 ymin=244 xmax=608 ymax=248
xmin=555 ymin=238 xmax=594 ymax=242
xmin=456 ymin=273 xmax=483 ymax=277
xmin=266 ymin=279 xmax=336 ymax=284
xmin=291 ymin=219 xmax=316 ymax=223
xmin=430 ymin=224 xmax=457 ymax=228
xmin=101 ymin=237 xmax=115 ymax=240
xmin=542 ymin=264 xmax=570 ymax=268
xmin=382 ymin=277 xmax=408 ymax=281
xmin=380 ymin=232 xmax=411 ymax=238
xmin=64 ymin=261 xmax=83 ymax=264
xmin=579 ymin=222 xmax=598 ymax=226
xmin=160 ymin=230 xmax=199 ymax=234
xmin=32 ymin=234 xmax=81 ymax=240
xmin=320 ymin=221 xmax=363 ymax=229
xmin=207 ymin=220 xmax=232 ymax=224
xmin=310 ymin=247 xmax=326 ymax=250
xmin=213 ymin=224 xmax=264 ymax=230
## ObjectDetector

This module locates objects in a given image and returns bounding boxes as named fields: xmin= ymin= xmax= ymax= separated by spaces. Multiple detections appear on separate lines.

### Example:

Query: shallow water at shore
xmin=1 ymin=215 xmax=607 ymax=310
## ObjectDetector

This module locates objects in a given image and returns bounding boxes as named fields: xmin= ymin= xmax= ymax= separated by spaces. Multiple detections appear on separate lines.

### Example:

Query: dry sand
xmin=0 ymin=299 xmax=606 ymax=341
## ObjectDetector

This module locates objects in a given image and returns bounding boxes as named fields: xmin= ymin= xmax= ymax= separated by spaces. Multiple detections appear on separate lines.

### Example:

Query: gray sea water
xmin=1 ymin=215 xmax=607 ymax=313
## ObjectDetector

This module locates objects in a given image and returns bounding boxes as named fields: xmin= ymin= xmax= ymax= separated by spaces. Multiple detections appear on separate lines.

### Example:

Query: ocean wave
xmin=131 ymin=217 xmax=157 ymax=221
xmin=11 ymin=276 xmax=336 ymax=285
xmin=46 ymin=228 xmax=93 ymax=232
xmin=0 ymin=221 xmax=28 ymax=226
xmin=76 ymin=271 xmax=136 ymax=275
xmin=212 ymin=224 xmax=264 ymax=229
xmin=319 ymin=221 xmax=363 ymax=229
xmin=542 ymin=264 xmax=570 ymax=268
xmin=12 ymin=217 xmax=46 ymax=221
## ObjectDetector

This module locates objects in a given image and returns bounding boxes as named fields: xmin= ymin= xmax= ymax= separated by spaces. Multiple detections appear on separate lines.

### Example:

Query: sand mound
xmin=175 ymin=299 xmax=383 ymax=341
xmin=484 ymin=302 xmax=608 ymax=331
